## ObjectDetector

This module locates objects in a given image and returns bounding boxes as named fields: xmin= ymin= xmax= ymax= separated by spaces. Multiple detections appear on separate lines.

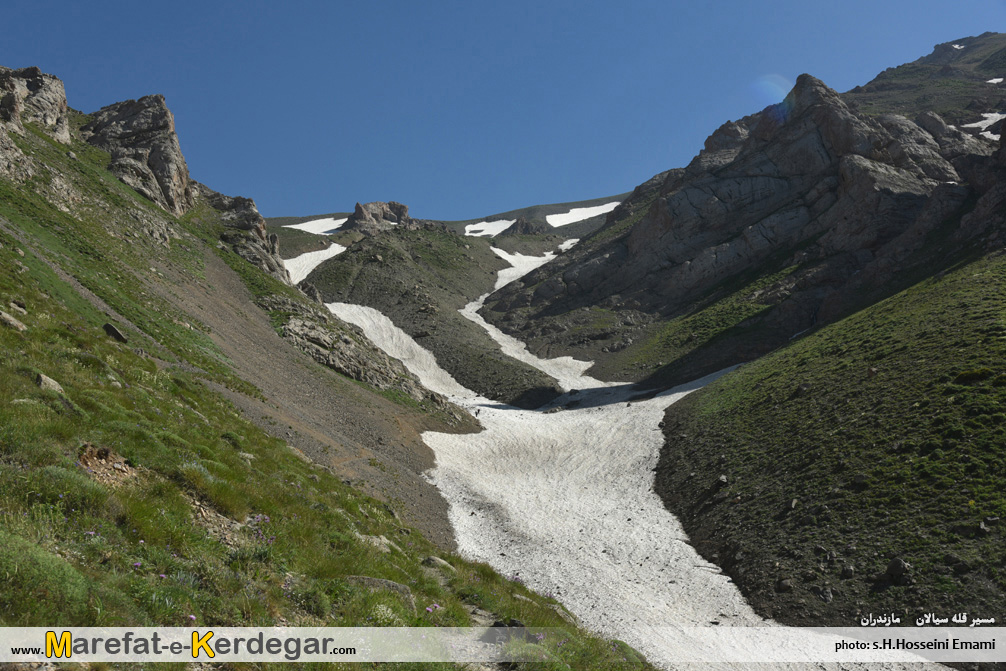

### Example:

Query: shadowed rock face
xmin=81 ymin=94 xmax=194 ymax=216
xmin=483 ymin=74 xmax=1001 ymax=382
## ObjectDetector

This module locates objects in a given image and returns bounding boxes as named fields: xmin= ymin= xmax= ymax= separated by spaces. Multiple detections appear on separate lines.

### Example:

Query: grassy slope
xmin=306 ymin=227 xmax=564 ymax=407
xmin=843 ymin=32 xmax=1006 ymax=123
xmin=656 ymin=248 xmax=1006 ymax=626
xmin=0 ymin=119 xmax=653 ymax=669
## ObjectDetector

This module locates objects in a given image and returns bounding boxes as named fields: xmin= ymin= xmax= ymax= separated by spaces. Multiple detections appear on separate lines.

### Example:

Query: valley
xmin=3 ymin=29 xmax=1006 ymax=671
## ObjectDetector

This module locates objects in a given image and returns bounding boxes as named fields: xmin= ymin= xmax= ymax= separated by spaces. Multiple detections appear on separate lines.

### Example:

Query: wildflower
xmin=188 ymin=615 xmax=196 ymax=621
xmin=159 ymin=574 xmax=166 ymax=578
xmin=133 ymin=562 xmax=141 ymax=567
xmin=139 ymin=540 xmax=144 ymax=544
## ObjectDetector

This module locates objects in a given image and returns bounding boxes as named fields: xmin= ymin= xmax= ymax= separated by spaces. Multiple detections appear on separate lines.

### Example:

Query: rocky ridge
xmin=483 ymin=72 xmax=1000 ymax=385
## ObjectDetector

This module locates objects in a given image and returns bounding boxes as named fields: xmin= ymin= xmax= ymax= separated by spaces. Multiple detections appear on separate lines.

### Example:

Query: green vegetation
xmin=0 ymin=119 xmax=654 ymax=668
xmin=657 ymin=250 xmax=1006 ymax=625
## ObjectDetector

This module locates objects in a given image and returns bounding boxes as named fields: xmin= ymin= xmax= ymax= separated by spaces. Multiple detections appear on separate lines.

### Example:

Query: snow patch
xmin=962 ymin=112 xmax=1006 ymax=142
xmin=464 ymin=219 xmax=515 ymax=237
xmin=283 ymin=243 xmax=347 ymax=284
xmin=987 ymin=78 xmax=1004 ymax=84
xmin=489 ymin=247 xmax=555 ymax=290
xmin=952 ymin=44 xmax=965 ymax=50
xmin=282 ymin=217 xmax=349 ymax=235
xmin=545 ymin=201 xmax=620 ymax=227
xmin=328 ymin=249 xmax=940 ymax=669
xmin=558 ymin=238 xmax=580 ymax=252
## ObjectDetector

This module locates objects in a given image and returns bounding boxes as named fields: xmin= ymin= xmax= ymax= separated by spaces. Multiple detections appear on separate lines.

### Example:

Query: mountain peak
xmin=81 ymin=94 xmax=193 ymax=216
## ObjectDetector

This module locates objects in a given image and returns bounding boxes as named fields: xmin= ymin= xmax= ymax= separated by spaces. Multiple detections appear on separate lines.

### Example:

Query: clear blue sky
xmin=4 ymin=1 xmax=1004 ymax=219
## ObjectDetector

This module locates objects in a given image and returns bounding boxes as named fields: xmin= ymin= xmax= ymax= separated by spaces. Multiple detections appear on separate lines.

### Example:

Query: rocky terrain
xmin=480 ymin=65 xmax=999 ymax=390
xmin=0 ymin=64 xmax=646 ymax=670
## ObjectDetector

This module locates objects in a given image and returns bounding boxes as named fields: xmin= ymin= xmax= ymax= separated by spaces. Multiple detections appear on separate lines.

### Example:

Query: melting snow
xmin=987 ymin=78 xmax=1004 ymax=84
xmin=962 ymin=112 xmax=1006 ymax=142
xmin=558 ymin=238 xmax=580 ymax=251
xmin=952 ymin=44 xmax=965 ymax=50
xmin=282 ymin=242 xmax=347 ymax=284
xmin=545 ymin=201 xmax=620 ymax=227
xmin=282 ymin=216 xmax=349 ymax=235
xmin=463 ymin=219 xmax=515 ymax=237
xmin=327 ymin=248 xmax=944 ymax=669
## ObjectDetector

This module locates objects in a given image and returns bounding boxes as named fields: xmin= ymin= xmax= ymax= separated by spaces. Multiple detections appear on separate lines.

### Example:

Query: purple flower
xmin=159 ymin=574 xmax=166 ymax=578
xmin=133 ymin=562 xmax=141 ymax=567
xmin=188 ymin=615 xmax=196 ymax=621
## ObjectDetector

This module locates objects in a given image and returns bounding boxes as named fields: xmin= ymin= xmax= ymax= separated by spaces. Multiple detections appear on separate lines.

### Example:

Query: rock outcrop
xmin=0 ymin=66 xmax=72 ymax=180
xmin=258 ymin=295 xmax=463 ymax=421
xmin=0 ymin=66 xmax=71 ymax=144
xmin=483 ymin=74 xmax=1002 ymax=383
xmin=342 ymin=201 xmax=414 ymax=235
xmin=81 ymin=94 xmax=193 ymax=216
xmin=192 ymin=181 xmax=291 ymax=284
xmin=499 ymin=215 xmax=551 ymax=236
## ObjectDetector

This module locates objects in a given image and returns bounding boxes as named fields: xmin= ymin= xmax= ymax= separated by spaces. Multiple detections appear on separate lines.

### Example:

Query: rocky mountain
xmin=480 ymin=59 xmax=1002 ymax=389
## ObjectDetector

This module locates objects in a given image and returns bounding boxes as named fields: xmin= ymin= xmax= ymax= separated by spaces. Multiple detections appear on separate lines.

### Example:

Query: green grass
xmin=0 ymin=118 xmax=656 ymax=669
xmin=657 ymin=249 xmax=1006 ymax=625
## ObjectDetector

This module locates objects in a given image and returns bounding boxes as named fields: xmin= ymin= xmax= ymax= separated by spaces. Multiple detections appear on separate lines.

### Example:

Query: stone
xmin=102 ymin=323 xmax=128 ymax=343
xmin=0 ymin=310 xmax=27 ymax=332
xmin=421 ymin=556 xmax=457 ymax=572
xmin=775 ymin=578 xmax=794 ymax=592
xmin=886 ymin=557 xmax=909 ymax=577
xmin=35 ymin=373 xmax=63 ymax=394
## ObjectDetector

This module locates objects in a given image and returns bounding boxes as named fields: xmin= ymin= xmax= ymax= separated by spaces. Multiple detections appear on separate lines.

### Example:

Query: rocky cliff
xmin=482 ymin=71 xmax=1000 ymax=386
xmin=80 ymin=94 xmax=194 ymax=216
xmin=0 ymin=66 xmax=71 ymax=181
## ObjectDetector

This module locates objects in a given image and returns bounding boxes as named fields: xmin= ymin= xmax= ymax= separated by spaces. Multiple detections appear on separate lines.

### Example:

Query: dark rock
xmin=776 ymin=578 xmax=794 ymax=592
xmin=102 ymin=323 xmax=128 ymax=343
xmin=886 ymin=557 xmax=909 ymax=577
xmin=500 ymin=215 xmax=551 ymax=236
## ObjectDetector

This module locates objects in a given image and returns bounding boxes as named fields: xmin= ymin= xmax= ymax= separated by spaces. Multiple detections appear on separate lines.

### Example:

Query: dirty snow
xmin=464 ymin=219 xmax=516 ymax=237
xmin=283 ymin=243 xmax=347 ymax=284
xmin=326 ymin=249 xmax=944 ymax=670
xmin=282 ymin=216 xmax=349 ymax=235
xmin=545 ymin=201 xmax=620 ymax=227
xmin=987 ymin=78 xmax=1004 ymax=84
xmin=558 ymin=238 xmax=580 ymax=251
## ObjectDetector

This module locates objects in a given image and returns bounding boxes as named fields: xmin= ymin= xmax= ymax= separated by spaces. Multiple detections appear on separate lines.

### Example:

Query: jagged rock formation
xmin=343 ymin=201 xmax=413 ymax=234
xmin=342 ymin=201 xmax=445 ymax=235
xmin=483 ymin=73 xmax=1000 ymax=384
xmin=0 ymin=66 xmax=71 ymax=144
xmin=80 ymin=94 xmax=194 ymax=216
xmin=0 ymin=66 xmax=71 ymax=180
xmin=192 ymin=181 xmax=291 ymax=284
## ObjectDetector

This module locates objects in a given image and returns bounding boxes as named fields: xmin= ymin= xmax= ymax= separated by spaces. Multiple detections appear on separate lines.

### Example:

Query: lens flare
xmin=751 ymin=74 xmax=795 ymax=123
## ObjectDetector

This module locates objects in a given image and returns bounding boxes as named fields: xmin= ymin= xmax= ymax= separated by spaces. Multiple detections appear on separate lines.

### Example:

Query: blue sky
xmin=4 ymin=1 xmax=1005 ymax=219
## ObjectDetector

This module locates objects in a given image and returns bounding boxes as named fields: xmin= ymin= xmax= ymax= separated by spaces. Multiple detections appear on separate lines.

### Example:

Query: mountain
xmin=0 ymin=65 xmax=649 ymax=668
xmin=462 ymin=34 xmax=1006 ymax=628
